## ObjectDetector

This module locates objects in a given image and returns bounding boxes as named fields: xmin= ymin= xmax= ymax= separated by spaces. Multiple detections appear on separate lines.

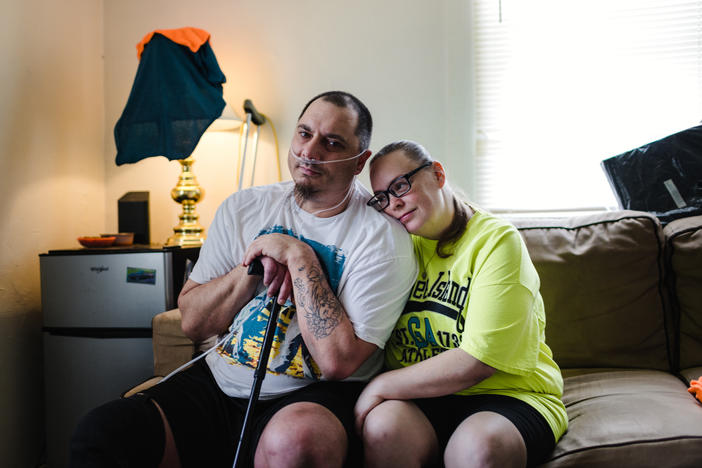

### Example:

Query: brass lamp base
xmin=166 ymin=157 xmax=205 ymax=247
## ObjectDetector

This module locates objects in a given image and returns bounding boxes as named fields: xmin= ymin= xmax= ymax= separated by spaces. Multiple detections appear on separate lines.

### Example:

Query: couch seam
xmin=665 ymin=233 xmax=682 ymax=374
xmin=642 ymin=215 xmax=677 ymax=375
xmin=547 ymin=435 xmax=702 ymax=461
xmin=664 ymin=224 xmax=702 ymax=375
xmin=515 ymin=214 xmax=656 ymax=232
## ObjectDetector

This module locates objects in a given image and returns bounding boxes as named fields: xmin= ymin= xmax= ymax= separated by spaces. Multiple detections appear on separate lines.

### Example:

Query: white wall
xmin=104 ymin=0 xmax=475 ymax=244
xmin=0 ymin=0 xmax=105 ymax=465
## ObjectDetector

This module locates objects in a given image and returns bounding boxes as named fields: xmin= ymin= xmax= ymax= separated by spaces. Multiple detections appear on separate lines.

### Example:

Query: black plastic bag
xmin=601 ymin=124 xmax=702 ymax=224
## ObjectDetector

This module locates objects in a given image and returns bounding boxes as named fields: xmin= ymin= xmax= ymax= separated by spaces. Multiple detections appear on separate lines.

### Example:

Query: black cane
xmin=233 ymin=259 xmax=282 ymax=468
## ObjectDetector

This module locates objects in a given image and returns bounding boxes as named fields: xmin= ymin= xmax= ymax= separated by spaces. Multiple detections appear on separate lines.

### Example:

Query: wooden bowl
xmin=78 ymin=236 xmax=115 ymax=248
xmin=101 ymin=232 xmax=134 ymax=246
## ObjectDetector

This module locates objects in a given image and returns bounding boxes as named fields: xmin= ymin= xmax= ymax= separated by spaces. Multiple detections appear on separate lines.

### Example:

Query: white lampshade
xmin=207 ymin=103 xmax=242 ymax=132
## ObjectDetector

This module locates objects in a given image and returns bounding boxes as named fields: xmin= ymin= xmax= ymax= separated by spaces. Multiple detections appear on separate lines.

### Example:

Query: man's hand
xmin=244 ymin=233 xmax=315 ymax=268
xmin=258 ymin=256 xmax=293 ymax=305
xmin=245 ymin=234 xmax=315 ymax=305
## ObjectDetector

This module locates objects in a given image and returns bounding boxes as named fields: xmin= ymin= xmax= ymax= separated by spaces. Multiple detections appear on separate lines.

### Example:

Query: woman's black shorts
xmin=414 ymin=393 xmax=556 ymax=467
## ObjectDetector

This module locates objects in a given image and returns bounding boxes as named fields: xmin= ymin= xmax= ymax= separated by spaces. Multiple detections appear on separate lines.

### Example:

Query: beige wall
xmin=0 ymin=0 xmax=474 ymax=463
xmin=0 ymin=0 xmax=105 ymax=465
xmin=103 ymin=0 xmax=474 ymax=244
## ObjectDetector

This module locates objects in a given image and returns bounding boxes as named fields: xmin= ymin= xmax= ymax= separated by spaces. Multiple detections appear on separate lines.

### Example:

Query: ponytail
xmin=436 ymin=197 xmax=469 ymax=258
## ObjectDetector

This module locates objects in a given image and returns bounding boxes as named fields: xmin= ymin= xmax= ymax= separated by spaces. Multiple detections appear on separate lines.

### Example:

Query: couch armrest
xmin=152 ymin=308 xmax=196 ymax=376
xmin=122 ymin=310 xmax=212 ymax=397
xmin=152 ymin=308 xmax=219 ymax=377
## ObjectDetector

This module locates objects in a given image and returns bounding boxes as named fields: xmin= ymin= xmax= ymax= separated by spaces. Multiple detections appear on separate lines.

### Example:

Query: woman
xmin=354 ymin=140 xmax=567 ymax=468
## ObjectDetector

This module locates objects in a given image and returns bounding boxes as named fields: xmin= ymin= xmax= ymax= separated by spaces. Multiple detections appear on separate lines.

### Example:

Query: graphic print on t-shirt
xmin=217 ymin=225 xmax=345 ymax=380
xmin=388 ymin=268 xmax=472 ymax=366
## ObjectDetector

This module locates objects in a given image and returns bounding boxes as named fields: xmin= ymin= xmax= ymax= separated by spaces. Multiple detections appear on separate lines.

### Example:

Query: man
xmin=70 ymin=91 xmax=416 ymax=467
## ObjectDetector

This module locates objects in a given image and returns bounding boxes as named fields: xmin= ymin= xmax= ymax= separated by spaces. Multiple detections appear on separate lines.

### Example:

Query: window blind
xmin=472 ymin=0 xmax=702 ymax=211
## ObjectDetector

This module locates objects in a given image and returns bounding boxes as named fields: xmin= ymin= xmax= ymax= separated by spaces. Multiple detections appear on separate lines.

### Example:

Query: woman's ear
xmin=432 ymin=161 xmax=447 ymax=188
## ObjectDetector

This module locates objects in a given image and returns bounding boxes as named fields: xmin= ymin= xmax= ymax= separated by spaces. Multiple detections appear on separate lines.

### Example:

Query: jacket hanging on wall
xmin=114 ymin=27 xmax=226 ymax=165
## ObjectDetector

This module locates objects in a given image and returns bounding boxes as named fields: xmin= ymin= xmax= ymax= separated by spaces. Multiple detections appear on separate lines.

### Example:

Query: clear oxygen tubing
xmin=289 ymin=146 xmax=365 ymax=165
xmin=289 ymin=147 xmax=362 ymax=216
xmin=158 ymin=328 xmax=235 ymax=384
xmin=307 ymin=179 xmax=357 ymax=216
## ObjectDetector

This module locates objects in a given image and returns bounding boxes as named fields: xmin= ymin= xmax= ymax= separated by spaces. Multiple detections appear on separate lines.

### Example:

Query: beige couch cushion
xmin=511 ymin=211 xmax=671 ymax=370
xmin=541 ymin=369 xmax=702 ymax=467
xmin=664 ymin=215 xmax=702 ymax=371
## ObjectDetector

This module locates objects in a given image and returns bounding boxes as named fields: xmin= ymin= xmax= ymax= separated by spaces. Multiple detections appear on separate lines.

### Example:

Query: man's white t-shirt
xmin=190 ymin=180 xmax=417 ymax=399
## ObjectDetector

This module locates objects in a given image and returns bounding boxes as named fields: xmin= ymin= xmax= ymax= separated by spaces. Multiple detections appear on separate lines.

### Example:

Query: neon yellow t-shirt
xmin=385 ymin=209 xmax=568 ymax=442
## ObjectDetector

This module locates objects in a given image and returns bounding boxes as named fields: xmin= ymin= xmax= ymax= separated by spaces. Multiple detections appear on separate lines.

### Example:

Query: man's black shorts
xmin=142 ymin=358 xmax=365 ymax=467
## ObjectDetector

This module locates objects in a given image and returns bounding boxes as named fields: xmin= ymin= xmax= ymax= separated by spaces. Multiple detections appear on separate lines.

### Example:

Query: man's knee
xmin=256 ymin=403 xmax=347 ymax=467
xmin=70 ymin=393 xmax=165 ymax=468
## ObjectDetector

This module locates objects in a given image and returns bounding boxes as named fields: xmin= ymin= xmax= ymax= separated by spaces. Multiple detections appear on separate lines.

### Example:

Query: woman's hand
xmin=354 ymin=375 xmax=390 ymax=435
xmin=353 ymin=349 xmax=497 ymax=435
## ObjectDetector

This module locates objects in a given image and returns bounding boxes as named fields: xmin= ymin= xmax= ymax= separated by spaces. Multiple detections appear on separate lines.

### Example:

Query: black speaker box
xmin=118 ymin=192 xmax=150 ymax=244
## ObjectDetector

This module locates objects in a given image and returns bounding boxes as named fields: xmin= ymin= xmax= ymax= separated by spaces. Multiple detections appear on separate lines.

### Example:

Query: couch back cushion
xmin=510 ymin=211 xmax=671 ymax=370
xmin=664 ymin=215 xmax=702 ymax=370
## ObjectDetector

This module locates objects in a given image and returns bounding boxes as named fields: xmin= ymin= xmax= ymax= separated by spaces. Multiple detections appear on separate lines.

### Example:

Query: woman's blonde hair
xmin=370 ymin=140 xmax=470 ymax=258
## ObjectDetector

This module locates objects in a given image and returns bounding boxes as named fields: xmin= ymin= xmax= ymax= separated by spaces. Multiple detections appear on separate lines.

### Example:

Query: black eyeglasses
xmin=367 ymin=162 xmax=433 ymax=211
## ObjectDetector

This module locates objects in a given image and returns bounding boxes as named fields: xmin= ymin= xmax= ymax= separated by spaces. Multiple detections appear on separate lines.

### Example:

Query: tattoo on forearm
xmin=293 ymin=266 xmax=341 ymax=339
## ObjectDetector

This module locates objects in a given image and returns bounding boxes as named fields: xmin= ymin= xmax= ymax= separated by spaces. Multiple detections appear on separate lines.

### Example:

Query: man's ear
xmin=433 ymin=161 xmax=447 ymax=188
xmin=354 ymin=150 xmax=373 ymax=175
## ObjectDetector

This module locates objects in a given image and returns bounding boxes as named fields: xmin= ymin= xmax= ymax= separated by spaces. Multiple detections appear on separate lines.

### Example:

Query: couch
xmin=137 ymin=209 xmax=702 ymax=467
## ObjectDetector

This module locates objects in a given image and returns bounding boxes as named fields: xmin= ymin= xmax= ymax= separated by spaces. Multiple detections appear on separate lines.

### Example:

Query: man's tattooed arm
xmin=242 ymin=232 xmax=379 ymax=379
xmin=293 ymin=265 xmax=342 ymax=339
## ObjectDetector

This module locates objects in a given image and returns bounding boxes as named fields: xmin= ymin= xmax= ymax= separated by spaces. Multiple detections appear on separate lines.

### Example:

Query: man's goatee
xmin=294 ymin=182 xmax=318 ymax=201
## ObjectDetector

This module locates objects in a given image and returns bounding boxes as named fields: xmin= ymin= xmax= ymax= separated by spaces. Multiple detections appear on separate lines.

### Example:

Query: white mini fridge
xmin=39 ymin=245 xmax=198 ymax=467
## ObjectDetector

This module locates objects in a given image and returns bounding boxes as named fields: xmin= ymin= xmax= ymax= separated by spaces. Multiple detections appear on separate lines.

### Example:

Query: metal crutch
xmin=237 ymin=99 xmax=267 ymax=191
xmin=233 ymin=259 xmax=281 ymax=468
